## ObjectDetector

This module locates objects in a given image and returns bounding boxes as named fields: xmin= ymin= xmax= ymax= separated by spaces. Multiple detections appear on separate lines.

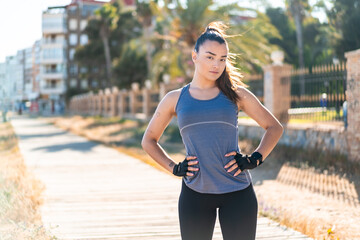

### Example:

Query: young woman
xmin=141 ymin=21 xmax=283 ymax=240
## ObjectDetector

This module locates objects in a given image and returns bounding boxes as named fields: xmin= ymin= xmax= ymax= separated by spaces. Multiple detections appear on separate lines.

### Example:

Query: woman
xmin=141 ymin=21 xmax=283 ymax=240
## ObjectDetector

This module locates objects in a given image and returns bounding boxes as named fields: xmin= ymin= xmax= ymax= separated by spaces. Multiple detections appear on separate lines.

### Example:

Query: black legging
xmin=178 ymin=180 xmax=258 ymax=240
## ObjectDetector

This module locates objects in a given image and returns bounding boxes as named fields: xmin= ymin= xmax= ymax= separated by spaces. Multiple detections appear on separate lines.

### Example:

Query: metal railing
xmin=287 ymin=63 xmax=346 ymax=122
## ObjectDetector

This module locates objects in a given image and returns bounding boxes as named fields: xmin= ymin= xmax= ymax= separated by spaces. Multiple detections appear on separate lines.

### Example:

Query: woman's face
xmin=192 ymin=40 xmax=228 ymax=82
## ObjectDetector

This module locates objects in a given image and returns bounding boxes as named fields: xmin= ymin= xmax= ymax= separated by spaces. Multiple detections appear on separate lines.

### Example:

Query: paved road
xmin=12 ymin=116 xmax=312 ymax=240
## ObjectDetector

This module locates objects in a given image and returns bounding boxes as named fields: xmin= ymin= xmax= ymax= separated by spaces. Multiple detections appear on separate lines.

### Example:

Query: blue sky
xmin=0 ymin=0 xmax=327 ymax=62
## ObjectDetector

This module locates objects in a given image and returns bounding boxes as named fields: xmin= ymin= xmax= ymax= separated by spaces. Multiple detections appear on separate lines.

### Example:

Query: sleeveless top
xmin=175 ymin=83 xmax=252 ymax=194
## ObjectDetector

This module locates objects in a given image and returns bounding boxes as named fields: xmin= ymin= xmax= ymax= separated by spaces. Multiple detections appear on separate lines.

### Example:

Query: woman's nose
xmin=212 ymin=61 xmax=220 ymax=69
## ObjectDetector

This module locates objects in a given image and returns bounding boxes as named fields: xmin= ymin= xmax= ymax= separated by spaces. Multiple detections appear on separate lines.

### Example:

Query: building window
xmin=81 ymin=79 xmax=88 ymax=89
xmin=80 ymin=20 xmax=87 ymax=31
xmin=70 ymin=78 xmax=77 ymax=88
xmin=69 ymin=48 xmax=75 ymax=60
xmin=69 ymin=19 xmax=77 ymax=30
xmin=91 ymin=80 xmax=98 ymax=88
xmin=68 ymin=5 xmax=77 ymax=15
xmin=80 ymin=34 xmax=88 ymax=45
xmin=69 ymin=64 xmax=78 ymax=75
xmin=69 ymin=34 xmax=77 ymax=45
xmin=51 ymin=80 xmax=57 ymax=88
xmin=80 ymin=66 xmax=87 ymax=73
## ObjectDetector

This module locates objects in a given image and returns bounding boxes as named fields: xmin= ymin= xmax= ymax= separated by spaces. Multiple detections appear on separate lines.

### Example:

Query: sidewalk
xmin=11 ymin=116 xmax=313 ymax=240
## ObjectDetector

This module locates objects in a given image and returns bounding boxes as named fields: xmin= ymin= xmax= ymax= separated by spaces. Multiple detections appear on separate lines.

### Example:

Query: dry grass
xmin=48 ymin=115 xmax=360 ymax=240
xmin=0 ymin=122 xmax=56 ymax=240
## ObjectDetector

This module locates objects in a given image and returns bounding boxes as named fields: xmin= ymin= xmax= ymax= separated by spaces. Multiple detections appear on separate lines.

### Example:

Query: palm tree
xmin=150 ymin=0 xmax=280 ymax=84
xmin=135 ymin=0 xmax=156 ymax=86
xmin=286 ymin=0 xmax=310 ymax=95
xmin=95 ymin=3 xmax=119 ymax=88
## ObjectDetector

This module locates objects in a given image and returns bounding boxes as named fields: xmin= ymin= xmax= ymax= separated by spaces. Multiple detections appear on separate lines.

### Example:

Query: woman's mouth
xmin=210 ymin=71 xmax=219 ymax=74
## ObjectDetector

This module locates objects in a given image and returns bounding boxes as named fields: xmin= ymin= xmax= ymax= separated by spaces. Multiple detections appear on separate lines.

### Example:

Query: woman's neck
xmin=191 ymin=73 xmax=217 ymax=90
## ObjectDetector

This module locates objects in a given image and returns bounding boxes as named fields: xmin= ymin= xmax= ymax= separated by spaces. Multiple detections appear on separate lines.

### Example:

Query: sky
xmin=0 ymin=0 xmax=326 ymax=63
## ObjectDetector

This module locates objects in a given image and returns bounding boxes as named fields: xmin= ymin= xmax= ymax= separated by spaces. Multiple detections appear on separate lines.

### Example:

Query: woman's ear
xmin=192 ymin=51 xmax=197 ymax=62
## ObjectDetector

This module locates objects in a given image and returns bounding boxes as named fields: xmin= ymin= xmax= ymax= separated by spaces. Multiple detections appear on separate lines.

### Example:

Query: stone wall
xmin=237 ymin=119 xmax=347 ymax=155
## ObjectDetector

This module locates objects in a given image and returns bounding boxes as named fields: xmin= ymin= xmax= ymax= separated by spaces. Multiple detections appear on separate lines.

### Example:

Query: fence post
xmin=110 ymin=87 xmax=119 ymax=117
xmin=118 ymin=89 xmax=126 ymax=118
xmin=104 ymin=88 xmax=111 ymax=117
xmin=143 ymin=88 xmax=151 ymax=119
xmin=262 ymin=64 xmax=292 ymax=124
xmin=98 ymin=90 xmax=104 ymax=116
xmin=345 ymin=49 xmax=360 ymax=162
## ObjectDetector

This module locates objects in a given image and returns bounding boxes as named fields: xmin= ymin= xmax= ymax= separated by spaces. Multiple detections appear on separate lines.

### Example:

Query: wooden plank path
xmin=12 ymin=117 xmax=313 ymax=240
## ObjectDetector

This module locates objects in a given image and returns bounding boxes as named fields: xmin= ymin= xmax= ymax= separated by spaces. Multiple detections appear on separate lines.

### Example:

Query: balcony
xmin=42 ymin=39 xmax=67 ymax=48
xmin=42 ymin=12 xmax=67 ymax=35
xmin=42 ymin=69 xmax=67 ymax=79
xmin=40 ymin=84 xmax=66 ymax=95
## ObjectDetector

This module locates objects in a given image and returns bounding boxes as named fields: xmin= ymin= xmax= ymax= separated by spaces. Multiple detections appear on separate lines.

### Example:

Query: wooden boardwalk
xmin=12 ymin=117 xmax=313 ymax=240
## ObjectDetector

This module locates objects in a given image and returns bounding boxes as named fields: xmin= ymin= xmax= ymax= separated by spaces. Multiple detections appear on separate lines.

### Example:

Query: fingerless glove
xmin=234 ymin=151 xmax=263 ymax=171
xmin=172 ymin=158 xmax=189 ymax=176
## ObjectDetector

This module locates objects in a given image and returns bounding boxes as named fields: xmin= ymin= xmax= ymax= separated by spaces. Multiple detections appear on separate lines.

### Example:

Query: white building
xmin=0 ymin=63 xmax=5 ymax=97
xmin=5 ymin=56 xmax=18 ymax=107
xmin=40 ymin=6 xmax=67 ymax=113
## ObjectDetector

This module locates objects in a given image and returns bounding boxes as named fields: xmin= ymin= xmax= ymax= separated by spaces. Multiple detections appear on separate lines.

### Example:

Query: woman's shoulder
xmin=234 ymin=85 xmax=256 ymax=100
xmin=234 ymin=86 xmax=257 ymax=110
xmin=164 ymin=86 xmax=184 ymax=101
xmin=161 ymin=86 xmax=187 ymax=115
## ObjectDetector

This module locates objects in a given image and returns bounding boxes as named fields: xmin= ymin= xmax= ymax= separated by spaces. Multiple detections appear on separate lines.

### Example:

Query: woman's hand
xmin=224 ymin=151 xmax=263 ymax=176
xmin=172 ymin=156 xmax=199 ymax=177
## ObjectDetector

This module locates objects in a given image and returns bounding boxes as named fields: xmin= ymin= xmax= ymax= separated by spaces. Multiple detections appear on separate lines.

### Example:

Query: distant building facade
xmin=40 ymin=6 xmax=67 ymax=113
xmin=65 ymin=0 xmax=106 ymax=91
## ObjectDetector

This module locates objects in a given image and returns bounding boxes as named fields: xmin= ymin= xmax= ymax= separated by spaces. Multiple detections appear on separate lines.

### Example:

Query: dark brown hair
xmin=194 ymin=21 xmax=248 ymax=105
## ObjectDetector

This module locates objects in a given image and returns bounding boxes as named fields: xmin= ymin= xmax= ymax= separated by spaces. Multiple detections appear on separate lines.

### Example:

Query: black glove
xmin=172 ymin=158 xmax=189 ymax=177
xmin=234 ymin=151 xmax=263 ymax=171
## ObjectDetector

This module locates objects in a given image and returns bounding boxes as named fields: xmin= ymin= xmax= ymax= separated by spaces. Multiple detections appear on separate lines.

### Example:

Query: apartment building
xmin=41 ymin=6 xmax=67 ymax=113
xmin=0 ymin=63 xmax=5 ymax=99
xmin=66 ymin=0 xmax=106 ymax=90
xmin=31 ymin=40 xmax=41 ymax=99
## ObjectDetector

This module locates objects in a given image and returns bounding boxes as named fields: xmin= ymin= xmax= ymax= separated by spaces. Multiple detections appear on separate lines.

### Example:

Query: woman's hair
xmin=194 ymin=21 xmax=248 ymax=106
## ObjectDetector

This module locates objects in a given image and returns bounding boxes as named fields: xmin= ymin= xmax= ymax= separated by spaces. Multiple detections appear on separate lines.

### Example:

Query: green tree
xmin=266 ymin=7 xmax=297 ymax=65
xmin=266 ymin=7 xmax=333 ymax=67
xmin=113 ymin=39 xmax=148 ymax=89
xmin=150 ymin=0 xmax=280 ymax=85
xmin=326 ymin=0 xmax=360 ymax=59
xmin=75 ymin=0 xmax=142 ymax=90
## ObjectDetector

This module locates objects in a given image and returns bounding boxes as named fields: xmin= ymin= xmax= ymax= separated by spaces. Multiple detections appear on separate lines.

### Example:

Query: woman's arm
xmin=237 ymin=87 xmax=284 ymax=161
xmin=141 ymin=90 xmax=180 ymax=173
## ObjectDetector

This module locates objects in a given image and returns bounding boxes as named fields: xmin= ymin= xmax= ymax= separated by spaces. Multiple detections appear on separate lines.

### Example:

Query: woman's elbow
xmin=141 ymin=135 xmax=148 ymax=150
xmin=277 ymin=123 xmax=284 ymax=136
xmin=141 ymin=135 xmax=155 ymax=151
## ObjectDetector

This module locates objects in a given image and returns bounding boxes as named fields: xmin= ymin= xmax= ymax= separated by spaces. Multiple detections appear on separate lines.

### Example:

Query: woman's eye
xmin=220 ymin=59 xmax=226 ymax=62
xmin=207 ymin=56 xmax=213 ymax=59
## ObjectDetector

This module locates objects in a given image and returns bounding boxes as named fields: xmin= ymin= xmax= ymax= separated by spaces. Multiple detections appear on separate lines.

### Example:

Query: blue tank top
xmin=175 ymin=83 xmax=252 ymax=194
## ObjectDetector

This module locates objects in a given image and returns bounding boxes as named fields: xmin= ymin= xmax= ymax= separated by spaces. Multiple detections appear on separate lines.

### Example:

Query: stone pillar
xmin=262 ymin=64 xmax=292 ymax=124
xmin=345 ymin=49 xmax=360 ymax=162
